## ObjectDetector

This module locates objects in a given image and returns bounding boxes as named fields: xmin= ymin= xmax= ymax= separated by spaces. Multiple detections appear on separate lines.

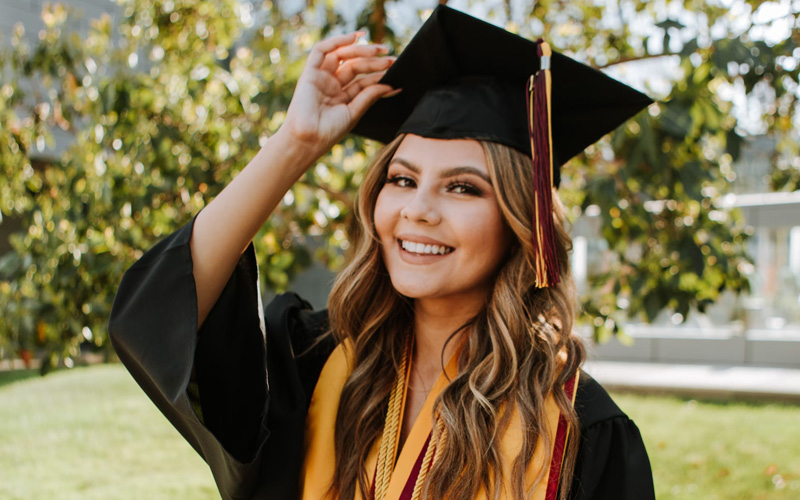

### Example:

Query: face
xmin=374 ymin=134 xmax=511 ymax=306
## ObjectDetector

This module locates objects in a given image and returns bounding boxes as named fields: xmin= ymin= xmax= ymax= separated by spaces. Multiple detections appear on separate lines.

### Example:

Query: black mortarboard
xmin=352 ymin=5 xmax=653 ymax=288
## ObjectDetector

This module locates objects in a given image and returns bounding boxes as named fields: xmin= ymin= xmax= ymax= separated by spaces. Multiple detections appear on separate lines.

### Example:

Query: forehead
xmin=391 ymin=134 xmax=488 ymax=172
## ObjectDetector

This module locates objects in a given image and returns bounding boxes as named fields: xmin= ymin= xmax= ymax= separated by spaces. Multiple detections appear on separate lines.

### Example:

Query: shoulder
xmin=574 ymin=370 xmax=627 ymax=431
xmin=569 ymin=371 xmax=656 ymax=500
xmin=263 ymin=292 xmax=336 ymax=397
xmin=264 ymin=292 xmax=328 ymax=327
xmin=263 ymin=292 xmax=331 ymax=348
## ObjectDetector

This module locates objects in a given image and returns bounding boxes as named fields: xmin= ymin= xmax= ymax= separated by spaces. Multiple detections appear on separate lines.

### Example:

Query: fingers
xmin=305 ymin=32 xmax=396 ymax=97
xmin=308 ymin=31 xmax=386 ymax=72
xmin=320 ymin=43 xmax=390 ymax=74
xmin=313 ymin=70 xmax=346 ymax=98
xmin=303 ymin=55 xmax=394 ymax=103
xmin=315 ymin=31 xmax=365 ymax=54
xmin=300 ymin=33 xmax=401 ymax=128
xmin=341 ymin=72 xmax=387 ymax=101
xmin=335 ymin=56 xmax=396 ymax=86
xmin=306 ymin=31 xmax=364 ymax=69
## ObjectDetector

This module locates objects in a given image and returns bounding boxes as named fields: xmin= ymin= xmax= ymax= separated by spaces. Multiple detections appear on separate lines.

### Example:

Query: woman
xmin=109 ymin=6 xmax=655 ymax=500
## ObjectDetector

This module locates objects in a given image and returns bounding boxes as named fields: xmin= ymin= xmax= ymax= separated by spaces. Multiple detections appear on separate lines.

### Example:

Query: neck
xmin=411 ymin=295 xmax=484 ymax=380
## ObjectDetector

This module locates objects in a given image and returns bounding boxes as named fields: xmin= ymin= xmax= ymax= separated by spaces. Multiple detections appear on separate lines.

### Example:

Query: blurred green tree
xmin=0 ymin=0 xmax=796 ymax=371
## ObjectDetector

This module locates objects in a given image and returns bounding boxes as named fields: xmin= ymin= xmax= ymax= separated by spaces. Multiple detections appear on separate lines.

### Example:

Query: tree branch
xmin=370 ymin=0 xmax=386 ymax=44
xmin=594 ymin=52 xmax=677 ymax=70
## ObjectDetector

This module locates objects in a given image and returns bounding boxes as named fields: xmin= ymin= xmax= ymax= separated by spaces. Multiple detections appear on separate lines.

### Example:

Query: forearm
xmin=190 ymin=128 xmax=319 ymax=327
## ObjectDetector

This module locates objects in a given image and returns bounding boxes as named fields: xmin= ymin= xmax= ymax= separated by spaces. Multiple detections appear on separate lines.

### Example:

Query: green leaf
xmin=660 ymin=103 xmax=692 ymax=138
xmin=726 ymin=129 xmax=743 ymax=161
xmin=644 ymin=290 xmax=662 ymax=323
xmin=656 ymin=20 xmax=686 ymax=31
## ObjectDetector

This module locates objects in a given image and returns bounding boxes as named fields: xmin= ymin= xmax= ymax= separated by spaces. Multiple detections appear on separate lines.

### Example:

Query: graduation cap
xmin=352 ymin=5 xmax=652 ymax=288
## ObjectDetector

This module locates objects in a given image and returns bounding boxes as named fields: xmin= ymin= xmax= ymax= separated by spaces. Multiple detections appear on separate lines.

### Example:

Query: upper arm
xmin=569 ymin=374 xmax=655 ymax=500
xmin=570 ymin=415 xmax=655 ymax=500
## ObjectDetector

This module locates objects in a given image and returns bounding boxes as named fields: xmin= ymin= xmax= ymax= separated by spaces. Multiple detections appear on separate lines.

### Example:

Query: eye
xmin=447 ymin=181 xmax=483 ymax=196
xmin=386 ymin=175 xmax=415 ymax=188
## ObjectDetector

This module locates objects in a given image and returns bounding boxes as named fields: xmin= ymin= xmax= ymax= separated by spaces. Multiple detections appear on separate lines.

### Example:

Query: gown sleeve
xmin=570 ymin=373 xmax=655 ymax=500
xmin=569 ymin=374 xmax=656 ymax=500
xmin=108 ymin=216 xmax=334 ymax=500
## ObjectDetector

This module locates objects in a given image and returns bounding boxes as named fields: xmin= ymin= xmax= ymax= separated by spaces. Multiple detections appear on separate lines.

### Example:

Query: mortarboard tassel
xmin=527 ymin=39 xmax=561 ymax=289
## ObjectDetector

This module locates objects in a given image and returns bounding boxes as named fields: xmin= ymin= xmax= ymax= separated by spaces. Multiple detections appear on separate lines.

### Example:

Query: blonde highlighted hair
xmin=327 ymin=135 xmax=585 ymax=500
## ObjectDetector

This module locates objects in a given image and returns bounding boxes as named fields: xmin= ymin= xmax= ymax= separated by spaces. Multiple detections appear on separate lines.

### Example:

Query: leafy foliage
xmin=0 ymin=0 xmax=797 ymax=370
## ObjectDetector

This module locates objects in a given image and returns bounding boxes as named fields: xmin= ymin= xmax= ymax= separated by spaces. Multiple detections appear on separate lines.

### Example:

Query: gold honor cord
xmin=373 ymin=337 xmax=448 ymax=500
xmin=410 ymin=418 xmax=447 ymax=500
xmin=374 ymin=338 xmax=410 ymax=500
xmin=300 ymin=340 xmax=573 ymax=500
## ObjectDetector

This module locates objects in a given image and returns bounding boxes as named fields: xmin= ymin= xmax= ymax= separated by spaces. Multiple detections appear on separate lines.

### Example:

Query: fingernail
xmin=382 ymin=88 xmax=402 ymax=98
xmin=375 ymin=44 xmax=390 ymax=53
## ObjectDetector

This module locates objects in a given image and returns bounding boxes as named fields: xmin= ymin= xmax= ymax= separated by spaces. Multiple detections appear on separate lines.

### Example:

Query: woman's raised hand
xmin=190 ymin=32 xmax=396 ymax=327
xmin=280 ymin=32 xmax=397 ymax=158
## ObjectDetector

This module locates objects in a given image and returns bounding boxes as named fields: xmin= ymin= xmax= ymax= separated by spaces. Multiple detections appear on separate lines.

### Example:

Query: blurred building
xmin=580 ymin=136 xmax=800 ymax=367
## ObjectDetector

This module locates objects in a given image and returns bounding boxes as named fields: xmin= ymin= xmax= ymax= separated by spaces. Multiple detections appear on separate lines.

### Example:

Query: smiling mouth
xmin=399 ymin=239 xmax=454 ymax=255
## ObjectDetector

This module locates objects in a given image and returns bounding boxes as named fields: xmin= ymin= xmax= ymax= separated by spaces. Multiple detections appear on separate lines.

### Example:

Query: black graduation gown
xmin=108 ymin=219 xmax=655 ymax=500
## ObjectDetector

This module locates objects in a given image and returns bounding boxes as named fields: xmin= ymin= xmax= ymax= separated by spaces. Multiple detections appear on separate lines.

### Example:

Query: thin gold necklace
xmin=407 ymin=357 xmax=434 ymax=395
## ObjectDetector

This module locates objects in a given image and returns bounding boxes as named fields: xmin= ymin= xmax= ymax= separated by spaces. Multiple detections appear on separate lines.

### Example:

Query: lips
xmin=398 ymin=239 xmax=454 ymax=255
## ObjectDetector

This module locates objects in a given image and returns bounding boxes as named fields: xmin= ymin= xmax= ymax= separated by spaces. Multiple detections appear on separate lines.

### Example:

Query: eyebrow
xmin=389 ymin=157 xmax=492 ymax=185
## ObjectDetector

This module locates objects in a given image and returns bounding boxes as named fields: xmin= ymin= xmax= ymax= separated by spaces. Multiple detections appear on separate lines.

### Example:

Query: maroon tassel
xmin=527 ymin=40 xmax=560 ymax=288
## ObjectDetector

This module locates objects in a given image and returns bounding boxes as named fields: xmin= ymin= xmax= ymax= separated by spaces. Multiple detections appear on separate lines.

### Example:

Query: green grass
xmin=0 ymin=368 xmax=38 ymax=389
xmin=1 ymin=365 xmax=798 ymax=499
xmin=0 ymin=365 xmax=217 ymax=500
xmin=615 ymin=392 xmax=800 ymax=499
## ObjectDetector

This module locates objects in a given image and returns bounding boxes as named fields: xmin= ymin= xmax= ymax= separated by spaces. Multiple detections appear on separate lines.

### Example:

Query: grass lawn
xmin=0 ymin=364 xmax=217 ymax=500
xmin=616 ymin=392 xmax=800 ymax=499
xmin=1 ymin=364 xmax=798 ymax=499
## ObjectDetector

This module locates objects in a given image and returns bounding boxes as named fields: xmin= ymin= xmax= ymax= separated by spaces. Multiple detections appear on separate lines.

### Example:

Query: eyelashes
xmin=385 ymin=174 xmax=414 ymax=188
xmin=384 ymin=175 xmax=484 ymax=196
xmin=448 ymin=181 xmax=483 ymax=196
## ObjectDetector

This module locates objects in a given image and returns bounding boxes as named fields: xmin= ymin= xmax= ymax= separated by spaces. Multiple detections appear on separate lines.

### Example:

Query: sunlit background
xmin=0 ymin=0 xmax=799 ymax=498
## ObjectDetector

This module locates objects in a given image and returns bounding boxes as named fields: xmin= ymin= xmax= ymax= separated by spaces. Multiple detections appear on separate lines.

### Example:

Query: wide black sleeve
xmin=569 ymin=374 xmax=655 ymax=500
xmin=108 ymin=217 xmax=334 ymax=500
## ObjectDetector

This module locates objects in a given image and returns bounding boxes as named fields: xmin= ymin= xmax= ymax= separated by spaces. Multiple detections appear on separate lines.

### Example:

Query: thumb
xmin=347 ymin=85 xmax=400 ymax=123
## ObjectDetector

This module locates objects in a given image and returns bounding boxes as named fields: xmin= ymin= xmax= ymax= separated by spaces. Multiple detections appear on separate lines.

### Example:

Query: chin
xmin=389 ymin=277 xmax=440 ymax=300
xmin=391 ymin=283 xmax=429 ymax=299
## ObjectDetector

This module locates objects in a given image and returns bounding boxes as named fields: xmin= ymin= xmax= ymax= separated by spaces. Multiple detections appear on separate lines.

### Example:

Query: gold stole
xmin=300 ymin=342 xmax=579 ymax=500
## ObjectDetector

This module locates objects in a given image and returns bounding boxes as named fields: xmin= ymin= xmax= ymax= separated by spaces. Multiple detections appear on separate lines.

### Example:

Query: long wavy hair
xmin=326 ymin=134 xmax=585 ymax=500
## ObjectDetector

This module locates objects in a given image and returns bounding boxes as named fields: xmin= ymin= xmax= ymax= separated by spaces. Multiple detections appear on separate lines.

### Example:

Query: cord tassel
xmin=527 ymin=40 xmax=560 ymax=289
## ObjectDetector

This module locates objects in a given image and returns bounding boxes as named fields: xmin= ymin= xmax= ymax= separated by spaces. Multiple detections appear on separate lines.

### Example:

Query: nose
xmin=400 ymin=190 xmax=441 ymax=225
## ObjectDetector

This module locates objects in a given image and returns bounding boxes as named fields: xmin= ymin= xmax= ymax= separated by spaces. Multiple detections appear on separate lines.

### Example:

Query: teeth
xmin=400 ymin=240 xmax=452 ymax=255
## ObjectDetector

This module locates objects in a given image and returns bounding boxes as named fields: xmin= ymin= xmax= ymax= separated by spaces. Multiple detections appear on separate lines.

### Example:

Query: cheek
xmin=373 ymin=190 xmax=396 ymax=241
xmin=459 ymin=204 xmax=510 ymax=262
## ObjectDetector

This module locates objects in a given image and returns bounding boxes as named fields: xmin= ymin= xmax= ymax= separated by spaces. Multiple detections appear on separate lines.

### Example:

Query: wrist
xmin=269 ymin=126 xmax=326 ymax=170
